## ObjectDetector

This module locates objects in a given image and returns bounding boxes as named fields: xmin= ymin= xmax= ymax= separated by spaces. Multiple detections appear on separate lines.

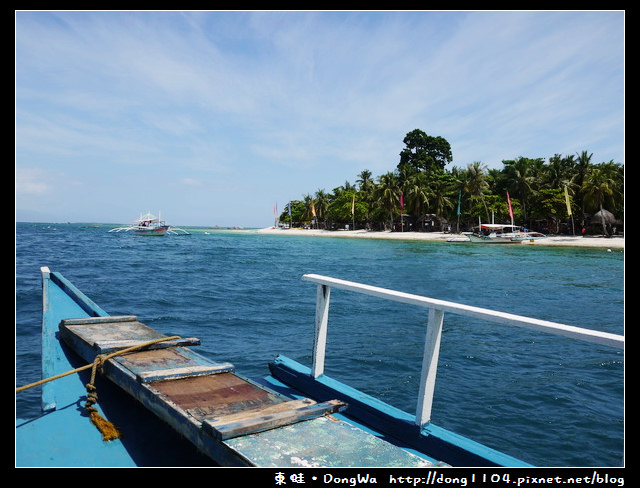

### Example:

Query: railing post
xmin=415 ymin=308 xmax=444 ymax=428
xmin=311 ymin=284 xmax=331 ymax=378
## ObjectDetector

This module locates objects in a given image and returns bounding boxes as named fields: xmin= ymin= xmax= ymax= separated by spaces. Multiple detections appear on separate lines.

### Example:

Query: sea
xmin=15 ymin=222 xmax=624 ymax=467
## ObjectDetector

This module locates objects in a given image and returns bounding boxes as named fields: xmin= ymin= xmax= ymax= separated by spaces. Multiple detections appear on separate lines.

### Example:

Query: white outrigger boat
xmin=109 ymin=212 xmax=190 ymax=236
xmin=464 ymin=224 xmax=546 ymax=244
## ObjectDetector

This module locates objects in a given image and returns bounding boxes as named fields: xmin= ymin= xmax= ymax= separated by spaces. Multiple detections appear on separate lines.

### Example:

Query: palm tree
xmin=582 ymin=164 xmax=618 ymax=236
xmin=402 ymin=172 xmax=431 ymax=230
xmin=375 ymin=172 xmax=400 ymax=230
xmin=574 ymin=151 xmax=592 ymax=216
xmin=464 ymin=162 xmax=490 ymax=221
xmin=356 ymin=170 xmax=375 ymax=194
xmin=314 ymin=189 xmax=330 ymax=229
xmin=356 ymin=170 xmax=376 ymax=229
xmin=502 ymin=157 xmax=542 ymax=223
xmin=430 ymin=174 xmax=455 ymax=230
xmin=302 ymin=194 xmax=315 ymax=226
xmin=448 ymin=166 xmax=467 ymax=232
xmin=543 ymin=154 xmax=575 ymax=190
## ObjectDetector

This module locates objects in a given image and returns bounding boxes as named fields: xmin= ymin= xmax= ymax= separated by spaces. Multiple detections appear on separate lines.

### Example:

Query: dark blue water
xmin=15 ymin=222 xmax=624 ymax=467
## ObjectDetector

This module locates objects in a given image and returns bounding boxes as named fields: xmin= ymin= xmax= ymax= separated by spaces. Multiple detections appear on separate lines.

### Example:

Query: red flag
xmin=400 ymin=193 xmax=404 ymax=211
xmin=506 ymin=192 xmax=513 ymax=220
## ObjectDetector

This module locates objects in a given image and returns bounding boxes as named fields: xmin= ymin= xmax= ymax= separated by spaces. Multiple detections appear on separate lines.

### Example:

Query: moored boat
xmin=133 ymin=213 xmax=169 ymax=235
xmin=16 ymin=268 xmax=622 ymax=467
xmin=108 ymin=212 xmax=190 ymax=236
xmin=464 ymin=224 xmax=547 ymax=243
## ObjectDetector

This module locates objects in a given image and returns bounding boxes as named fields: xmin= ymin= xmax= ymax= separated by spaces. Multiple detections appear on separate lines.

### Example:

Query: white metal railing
xmin=302 ymin=273 xmax=624 ymax=429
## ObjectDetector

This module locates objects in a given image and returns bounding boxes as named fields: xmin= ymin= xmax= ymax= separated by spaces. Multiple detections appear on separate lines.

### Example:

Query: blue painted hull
xmin=16 ymin=268 xmax=531 ymax=467
xmin=16 ymin=269 xmax=216 ymax=467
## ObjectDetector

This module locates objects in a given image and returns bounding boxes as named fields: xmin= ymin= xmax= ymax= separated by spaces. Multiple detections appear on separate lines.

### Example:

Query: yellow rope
xmin=16 ymin=335 xmax=181 ymax=441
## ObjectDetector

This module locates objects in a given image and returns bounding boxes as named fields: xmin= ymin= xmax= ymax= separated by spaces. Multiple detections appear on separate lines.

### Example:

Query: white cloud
xmin=15 ymin=168 xmax=51 ymax=195
xmin=180 ymin=177 xmax=202 ymax=186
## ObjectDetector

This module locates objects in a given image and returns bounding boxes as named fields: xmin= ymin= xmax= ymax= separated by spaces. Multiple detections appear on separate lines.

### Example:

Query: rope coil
xmin=17 ymin=335 xmax=181 ymax=441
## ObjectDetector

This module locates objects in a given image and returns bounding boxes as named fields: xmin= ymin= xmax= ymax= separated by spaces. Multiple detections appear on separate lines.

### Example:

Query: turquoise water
xmin=15 ymin=222 xmax=624 ymax=467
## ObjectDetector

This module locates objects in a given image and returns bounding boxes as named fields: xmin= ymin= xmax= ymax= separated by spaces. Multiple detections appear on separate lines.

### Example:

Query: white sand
xmin=253 ymin=227 xmax=624 ymax=249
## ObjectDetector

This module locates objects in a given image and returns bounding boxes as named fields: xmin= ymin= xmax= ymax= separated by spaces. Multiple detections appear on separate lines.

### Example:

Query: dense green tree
xmin=279 ymin=200 xmax=306 ymax=227
xmin=398 ymin=129 xmax=452 ymax=173
xmin=328 ymin=187 xmax=359 ymax=226
xmin=529 ymin=188 xmax=569 ymax=232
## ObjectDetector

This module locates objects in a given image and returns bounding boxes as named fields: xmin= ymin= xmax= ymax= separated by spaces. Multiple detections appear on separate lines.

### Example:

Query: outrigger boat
xmin=464 ymin=224 xmax=547 ymax=244
xmin=108 ymin=212 xmax=190 ymax=236
xmin=16 ymin=268 xmax=623 ymax=467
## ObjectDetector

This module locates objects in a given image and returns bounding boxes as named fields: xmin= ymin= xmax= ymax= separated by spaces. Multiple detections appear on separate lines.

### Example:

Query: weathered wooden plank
xmin=93 ymin=337 xmax=201 ymax=354
xmin=60 ymin=315 xmax=138 ymax=325
xmin=59 ymin=317 xmax=234 ymax=383
xmin=150 ymin=372 xmax=285 ymax=421
xmin=59 ymin=316 xmax=167 ymax=361
xmin=206 ymin=398 xmax=318 ymax=424
xmin=113 ymin=348 xmax=234 ymax=383
xmin=137 ymin=364 xmax=233 ymax=382
xmin=203 ymin=399 xmax=347 ymax=440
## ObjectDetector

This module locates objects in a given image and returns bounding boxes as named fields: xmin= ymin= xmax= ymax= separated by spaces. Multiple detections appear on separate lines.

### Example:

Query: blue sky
xmin=15 ymin=11 xmax=624 ymax=227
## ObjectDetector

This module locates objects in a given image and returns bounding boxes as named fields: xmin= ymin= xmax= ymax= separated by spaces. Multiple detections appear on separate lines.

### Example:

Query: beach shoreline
xmin=253 ymin=227 xmax=624 ymax=249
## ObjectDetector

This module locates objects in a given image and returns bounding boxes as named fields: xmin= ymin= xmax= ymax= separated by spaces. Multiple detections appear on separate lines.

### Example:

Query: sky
xmin=15 ymin=10 xmax=624 ymax=228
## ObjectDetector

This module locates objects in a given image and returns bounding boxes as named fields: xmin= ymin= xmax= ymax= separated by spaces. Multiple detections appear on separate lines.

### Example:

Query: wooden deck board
xmin=151 ymin=373 xmax=285 ymax=420
xmin=61 ymin=316 xmax=163 ymax=345
xmin=114 ymin=348 xmax=234 ymax=382
xmin=203 ymin=399 xmax=346 ymax=440
xmin=225 ymin=415 xmax=439 ymax=467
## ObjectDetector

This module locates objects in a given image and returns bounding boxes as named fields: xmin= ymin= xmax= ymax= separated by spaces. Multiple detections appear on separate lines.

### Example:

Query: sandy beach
xmin=255 ymin=227 xmax=624 ymax=249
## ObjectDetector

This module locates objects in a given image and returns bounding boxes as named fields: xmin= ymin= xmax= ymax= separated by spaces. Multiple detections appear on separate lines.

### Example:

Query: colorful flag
xmin=311 ymin=202 xmax=316 ymax=217
xmin=506 ymin=192 xmax=513 ymax=220
xmin=351 ymin=195 xmax=355 ymax=216
xmin=400 ymin=193 xmax=404 ymax=212
xmin=564 ymin=186 xmax=572 ymax=216
xmin=457 ymin=190 xmax=461 ymax=216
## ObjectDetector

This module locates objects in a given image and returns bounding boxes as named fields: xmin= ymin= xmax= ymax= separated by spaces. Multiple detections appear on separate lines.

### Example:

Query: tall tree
xmin=542 ymin=154 xmax=575 ymax=190
xmin=502 ymin=157 xmax=543 ymax=222
xmin=574 ymin=151 xmax=593 ymax=216
xmin=582 ymin=162 xmax=621 ymax=236
xmin=398 ymin=129 xmax=452 ymax=173
xmin=402 ymin=171 xmax=431 ymax=229
xmin=430 ymin=172 xmax=456 ymax=228
xmin=464 ymin=162 xmax=490 ymax=221
xmin=356 ymin=170 xmax=375 ymax=194
xmin=302 ymin=194 xmax=316 ymax=225
xmin=375 ymin=172 xmax=400 ymax=230
xmin=356 ymin=170 xmax=375 ymax=229
xmin=314 ymin=189 xmax=329 ymax=229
